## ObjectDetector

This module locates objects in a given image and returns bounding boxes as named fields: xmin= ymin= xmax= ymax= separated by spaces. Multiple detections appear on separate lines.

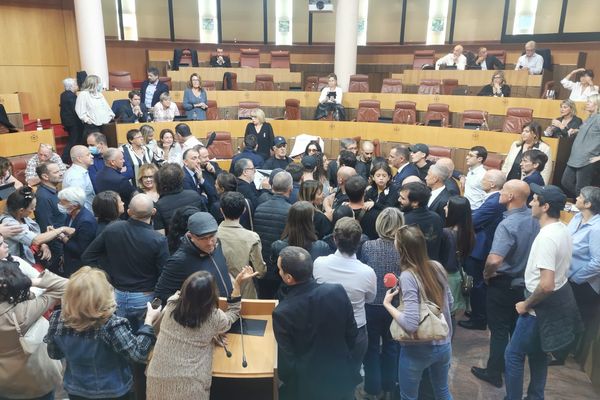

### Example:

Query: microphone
xmin=223 ymin=345 xmax=232 ymax=358
xmin=206 ymin=131 xmax=217 ymax=148
xmin=239 ymin=314 xmax=248 ymax=368
xmin=383 ymin=273 xmax=398 ymax=289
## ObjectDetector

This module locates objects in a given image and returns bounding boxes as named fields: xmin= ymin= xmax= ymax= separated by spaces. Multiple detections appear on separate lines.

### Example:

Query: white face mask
xmin=57 ymin=204 xmax=69 ymax=215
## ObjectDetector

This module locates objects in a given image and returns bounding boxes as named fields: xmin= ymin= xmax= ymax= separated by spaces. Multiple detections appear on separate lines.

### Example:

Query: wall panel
xmin=564 ymin=0 xmax=600 ymax=33
xmin=221 ymin=0 xmax=263 ymax=42
xmin=135 ymin=0 xmax=170 ymax=40
xmin=453 ymin=0 xmax=503 ymax=42
xmin=292 ymin=0 xmax=309 ymax=43
xmin=102 ymin=0 xmax=119 ymax=38
xmin=404 ymin=0 xmax=429 ymax=44
xmin=312 ymin=8 xmax=337 ymax=43
xmin=173 ymin=0 xmax=200 ymax=41
xmin=367 ymin=0 xmax=402 ymax=43
xmin=533 ymin=0 xmax=561 ymax=34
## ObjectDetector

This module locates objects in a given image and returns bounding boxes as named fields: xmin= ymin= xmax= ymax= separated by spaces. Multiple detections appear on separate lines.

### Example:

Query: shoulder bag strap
xmin=245 ymin=199 xmax=254 ymax=231
xmin=9 ymin=311 xmax=23 ymax=337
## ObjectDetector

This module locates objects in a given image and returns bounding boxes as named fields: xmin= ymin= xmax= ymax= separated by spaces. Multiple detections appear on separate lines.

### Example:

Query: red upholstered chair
xmin=348 ymin=74 xmax=369 ymax=93
xmin=541 ymin=81 xmax=557 ymax=99
xmin=222 ymin=72 xmax=238 ymax=90
xmin=392 ymin=101 xmax=417 ymax=124
xmin=159 ymin=77 xmax=172 ymax=90
xmin=502 ymin=107 xmax=533 ymax=133
xmin=240 ymin=49 xmax=260 ymax=68
xmin=305 ymin=76 xmax=319 ymax=91
xmin=427 ymin=146 xmax=453 ymax=163
xmin=206 ymin=100 xmax=219 ymax=120
xmin=423 ymin=103 xmax=450 ymax=127
xmin=206 ymin=131 xmax=233 ymax=159
xmin=8 ymin=155 xmax=30 ymax=185
xmin=270 ymin=51 xmax=290 ymax=68
xmin=487 ymin=50 xmax=506 ymax=66
xmin=202 ymin=81 xmax=216 ymax=91
xmin=413 ymin=50 xmax=436 ymax=70
xmin=381 ymin=79 xmax=403 ymax=93
xmin=418 ymin=79 xmax=441 ymax=95
xmin=317 ymin=77 xmax=329 ymax=91
xmin=109 ymin=71 xmax=133 ymax=90
xmin=462 ymin=110 xmax=489 ymax=129
xmin=484 ymin=153 xmax=505 ymax=170
xmin=255 ymin=74 xmax=275 ymax=91
xmin=238 ymin=101 xmax=260 ymax=119
xmin=356 ymin=100 xmax=381 ymax=122
xmin=441 ymin=79 xmax=458 ymax=95
xmin=285 ymin=99 xmax=301 ymax=120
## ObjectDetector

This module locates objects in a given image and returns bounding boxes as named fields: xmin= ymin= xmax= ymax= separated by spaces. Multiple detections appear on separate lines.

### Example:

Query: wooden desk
xmin=167 ymin=67 xmax=301 ymax=86
xmin=104 ymin=90 xmax=588 ymax=120
xmin=393 ymin=69 xmax=542 ymax=87
xmin=0 ymin=129 xmax=55 ymax=157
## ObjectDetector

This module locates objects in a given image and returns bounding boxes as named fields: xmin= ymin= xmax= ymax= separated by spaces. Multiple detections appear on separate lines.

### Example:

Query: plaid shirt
xmin=24 ymin=153 xmax=67 ymax=181
xmin=44 ymin=310 xmax=155 ymax=364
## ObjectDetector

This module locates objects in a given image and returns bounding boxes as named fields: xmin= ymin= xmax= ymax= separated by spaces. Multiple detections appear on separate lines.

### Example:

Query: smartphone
xmin=151 ymin=297 xmax=162 ymax=309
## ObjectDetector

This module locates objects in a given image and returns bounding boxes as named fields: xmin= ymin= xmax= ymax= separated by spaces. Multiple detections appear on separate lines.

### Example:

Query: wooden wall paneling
xmin=107 ymin=46 xmax=148 ymax=81
xmin=62 ymin=0 xmax=81 ymax=77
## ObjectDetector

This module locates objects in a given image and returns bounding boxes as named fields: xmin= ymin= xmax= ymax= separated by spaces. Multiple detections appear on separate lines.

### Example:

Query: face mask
xmin=89 ymin=146 xmax=99 ymax=155
xmin=57 ymin=204 xmax=69 ymax=215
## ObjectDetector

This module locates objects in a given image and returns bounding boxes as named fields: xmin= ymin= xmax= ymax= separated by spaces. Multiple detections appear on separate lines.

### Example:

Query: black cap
xmin=273 ymin=136 xmax=287 ymax=147
xmin=409 ymin=143 xmax=429 ymax=156
xmin=301 ymin=155 xmax=317 ymax=170
xmin=187 ymin=212 xmax=218 ymax=236
xmin=269 ymin=168 xmax=284 ymax=185
xmin=529 ymin=184 xmax=567 ymax=209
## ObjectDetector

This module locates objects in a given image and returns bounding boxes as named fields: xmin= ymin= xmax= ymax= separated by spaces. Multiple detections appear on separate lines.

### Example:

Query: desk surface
xmin=168 ymin=67 xmax=301 ymax=84
xmin=0 ymin=93 xmax=21 ymax=114
xmin=393 ymin=69 xmax=543 ymax=87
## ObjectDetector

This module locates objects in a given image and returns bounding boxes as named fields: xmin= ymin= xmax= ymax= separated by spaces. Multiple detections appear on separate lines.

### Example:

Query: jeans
xmin=561 ymin=163 xmax=600 ymax=197
xmin=363 ymin=304 xmax=399 ymax=395
xmin=351 ymin=326 xmax=369 ymax=382
xmin=115 ymin=290 xmax=154 ymax=332
xmin=464 ymin=257 xmax=486 ymax=324
xmin=398 ymin=343 xmax=453 ymax=400
xmin=486 ymin=278 xmax=524 ymax=374
xmin=504 ymin=314 xmax=548 ymax=400
xmin=0 ymin=392 xmax=54 ymax=400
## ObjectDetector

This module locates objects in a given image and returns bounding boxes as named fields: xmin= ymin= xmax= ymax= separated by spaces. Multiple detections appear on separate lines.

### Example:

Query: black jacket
xmin=428 ymin=188 xmax=451 ymax=223
xmin=263 ymin=156 xmax=293 ymax=170
xmin=82 ymin=218 xmax=169 ymax=292
xmin=154 ymin=189 xmax=207 ymax=232
xmin=273 ymin=279 xmax=358 ymax=400
xmin=271 ymin=239 xmax=332 ymax=266
xmin=404 ymin=206 xmax=443 ymax=261
xmin=209 ymin=55 xmax=232 ymax=68
xmin=63 ymin=207 xmax=98 ymax=277
xmin=140 ymin=80 xmax=170 ymax=108
xmin=95 ymin=167 xmax=136 ymax=208
xmin=253 ymin=194 xmax=291 ymax=274
xmin=155 ymin=236 xmax=233 ymax=304
xmin=118 ymin=102 xmax=149 ymax=123
xmin=60 ymin=90 xmax=81 ymax=127
xmin=236 ymin=178 xmax=266 ymax=211
xmin=478 ymin=84 xmax=511 ymax=97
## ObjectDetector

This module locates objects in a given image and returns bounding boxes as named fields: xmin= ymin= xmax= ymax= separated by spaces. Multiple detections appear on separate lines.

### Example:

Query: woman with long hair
xmin=45 ymin=266 xmax=161 ymax=400
xmin=92 ymin=190 xmax=124 ymax=235
xmin=167 ymin=206 xmax=201 ymax=254
xmin=359 ymin=208 xmax=404 ymax=400
xmin=75 ymin=75 xmax=114 ymax=137
xmin=0 ymin=157 xmax=22 ymax=189
xmin=146 ymin=267 xmax=257 ymax=400
xmin=271 ymin=201 xmax=331 ymax=265
xmin=543 ymin=99 xmax=583 ymax=138
xmin=364 ymin=161 xmax=398 ymax=211
xmin=383 ymin=225 xmax=453 ymax=399
xmin=440 ymin=196 xmax=475 ymax=323
xmin=183 ymin=73 xmax=208 ymax=120
xmin=154 ymin=128 xmax=182 ymax=164
xmin=477 ymin=72 xmax=511 ymax=97
xmin=137 ymin=163 xmax=160 ymax=202
xmin=299 ymin=180 xmax=331 ymax=239
xmin=502 ymin=121 xmax=552 ymax=184
xmin=314 ymin=73 xmax=346 ymax=121
xmin=140 ymin=124 xmax=158 ymax=153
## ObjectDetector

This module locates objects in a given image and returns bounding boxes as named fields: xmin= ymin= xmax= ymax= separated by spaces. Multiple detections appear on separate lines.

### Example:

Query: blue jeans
xmin=504 ymin=314 xmax=548 ymax=400
xmin=115 ymin=290 xmax=154 ymax=332
xmin=364 ymin=304 xmax=398 ymax=395
xmin=0 ymin=392 xmax=54 ymax=400
xmin=398 ymin=343 xmax=453 ymax=400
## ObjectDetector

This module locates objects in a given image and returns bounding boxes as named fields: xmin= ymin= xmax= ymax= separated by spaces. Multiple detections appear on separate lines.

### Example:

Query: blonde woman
xmin=45 ymin=267 xmax=161 ymax=400
xmin=501 ymin=122 xmax=552 ymax=184
xmin=243 ymin=108 xmax=274 ymax=160
xmin=477 ymin=72 xmax=511 ymax=97
xmin=152 ymin=92 xmax=180 ymax=122
xmin=75 ymin=75 xmax=115 ymax=136
xmin=137 ymin=163 xmax=160 ymax=202
xmin=183 ymin=73 xmax=208 ymax=120
xmin=140 ymin=124 xmax=158 ymax=153
xmin=544 ymin=99 xmax=583 ymax=138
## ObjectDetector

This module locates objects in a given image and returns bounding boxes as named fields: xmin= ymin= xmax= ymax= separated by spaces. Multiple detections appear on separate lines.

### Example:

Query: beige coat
xmin=217 ymin=220 xmax=266 ymax=299
xmin=146 ymin=295 xmax=241 ymax=400
xmin=501 ymin=140 xmax=553 ymax=184
xmin=0 ymin=268 xmax=67 ymax=398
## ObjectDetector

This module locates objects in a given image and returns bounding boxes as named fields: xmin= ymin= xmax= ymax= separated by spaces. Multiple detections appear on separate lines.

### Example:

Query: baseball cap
xmin=409 ymin=143 xmax=429 ymax=156
xmin=529 ymin=184 xmax=567 ymax=209
xmin=187 ymin=212 xmax=218 ymax=236
xmin=273 ymin=136 xmax=287 ymax=147
xmin=301 ymin=155 xmax=317 ymax=170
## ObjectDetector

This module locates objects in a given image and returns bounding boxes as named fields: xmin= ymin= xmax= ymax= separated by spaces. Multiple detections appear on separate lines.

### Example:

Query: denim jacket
xmin=44 ymin=311 xmax=155 ymax=398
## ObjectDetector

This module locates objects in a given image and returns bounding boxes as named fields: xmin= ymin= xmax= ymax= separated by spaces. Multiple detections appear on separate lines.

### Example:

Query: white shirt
xmin=515 ymin=53 xmax=544 ymax=75
xmin=560 ymin=78 xmax=599 ymax=102
xmin=435 ymin=53 xmax=467 ymax=70
xmin=152 ymin=102 xmax=180 ymax=122
xmin=524 ymin=221 xmax=572 ymax=294
xmin=480 ymin=60 xmax=488 ymax=70
xmin=144 ymin=81 xmax=158 ymax=108
xmin=428 ymin=186 xmax=445 ymax=207
xmin=313 ymin=251 xmax=377 ymax=328
xmin=63 ymin=164 xmax=95 ymax=212
xmin=464 ymin=164 xmax=486 ymax=210
xmin=318 ymin=86 xmax=343 ymax=104
xmin=75 ymin=91 xmax=115 ymax=126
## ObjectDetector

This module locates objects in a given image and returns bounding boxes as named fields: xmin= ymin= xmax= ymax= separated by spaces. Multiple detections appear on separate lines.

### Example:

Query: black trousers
xmin=485 ymin=277 xmax=524 ymax=374
xmin=561 ymin=163 xmax=600 ymax=197
xmin=570 ymin=280 xmax=600 ymax=360
xmin=464 ymin=256 xmax=487 ymax=324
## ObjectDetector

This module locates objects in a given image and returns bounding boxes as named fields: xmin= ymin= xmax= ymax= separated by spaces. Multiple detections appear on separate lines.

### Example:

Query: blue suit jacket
xmin=392 ymin=163 xmax=420 ymax=186
xmin=95 ymin=167 xmax=136 ymax=208
xmin=140 ymin=80 xmax=170 ymax=108
xmin=63 ymin=207 xmax=98 ymax=277
xmin=471 ymin=191 xmax=505 ymax=261
xmin=182 ymin=168 xmax=210 ymax=208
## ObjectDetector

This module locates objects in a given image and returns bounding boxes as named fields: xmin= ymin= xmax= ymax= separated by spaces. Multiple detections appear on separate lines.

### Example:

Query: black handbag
xmin=456 ymin=250 xmax=473 ymax=297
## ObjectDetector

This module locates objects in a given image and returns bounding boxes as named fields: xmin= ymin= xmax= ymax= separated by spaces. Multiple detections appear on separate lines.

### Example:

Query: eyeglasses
xmin=133 ymin=135 xmax=143 ymax=140
xmin=142 ymin=176 xmax=154 ymax=180
xmin=244 ymin=167 xmax=256 ymax=171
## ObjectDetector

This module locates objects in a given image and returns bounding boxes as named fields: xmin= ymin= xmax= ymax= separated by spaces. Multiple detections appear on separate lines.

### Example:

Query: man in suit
xmin=60 ymin=77 xmax=84 ymax=163
xmin=470 ymin=47 xmax=504 ymax=70
xmin=197 ymin=145 xmax=221 ymax=206
xmin=459 ymin=169 xmax=506 ymax=331
xmin=181 ymin=148 xmax=211 ymax=210
xmin=140 ymin=67 xmax=169 ymax=109
xmin=273 ymin=246 xmax=358 ymax=400
xmin=426 ymin=163 xmax=451 ymax=223
xmin=209 ymin=48 xmax=231 ymax=67
xmin=118 ymin=90 xmax=148 ymax=123
xmin=86 ymin=131 xmax=108 ymax=191
xmin=388 ymin=145 xmax=419 ymax=187
xmin=95 ymin=148 xmax=136 ymax=209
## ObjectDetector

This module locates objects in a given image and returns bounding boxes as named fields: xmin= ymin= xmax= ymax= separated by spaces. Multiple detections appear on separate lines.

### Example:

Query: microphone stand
xmin=239 ymin=314 xmax=248 ymax=368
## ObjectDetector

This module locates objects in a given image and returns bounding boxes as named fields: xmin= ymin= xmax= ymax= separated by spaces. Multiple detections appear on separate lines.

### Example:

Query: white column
xmin=334 ymin=0 xmax=359 ymax=91
xmin=74 ymin=0 xmax=109 ymax=89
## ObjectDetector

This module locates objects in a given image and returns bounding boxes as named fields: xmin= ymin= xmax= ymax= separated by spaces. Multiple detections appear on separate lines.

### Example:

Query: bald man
xmin=324 ymin=166 xmax=357 ymax=220
xmin=95 ymin=148 xmax=136 ymax=208
xmin=436 ymin=44 xmax=467 ymax=70
xmin=82 ymin=192 xmax=169 ymax=328
xmin=356 ymin=140 xmax=375 ymax=179
xmin=471 ymin=180 xmax=540 ymax=388
xmin=63 ymin=145 xmax=95 ymax=211
xmin=436 ymin=157 xmax=460 ymax=196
